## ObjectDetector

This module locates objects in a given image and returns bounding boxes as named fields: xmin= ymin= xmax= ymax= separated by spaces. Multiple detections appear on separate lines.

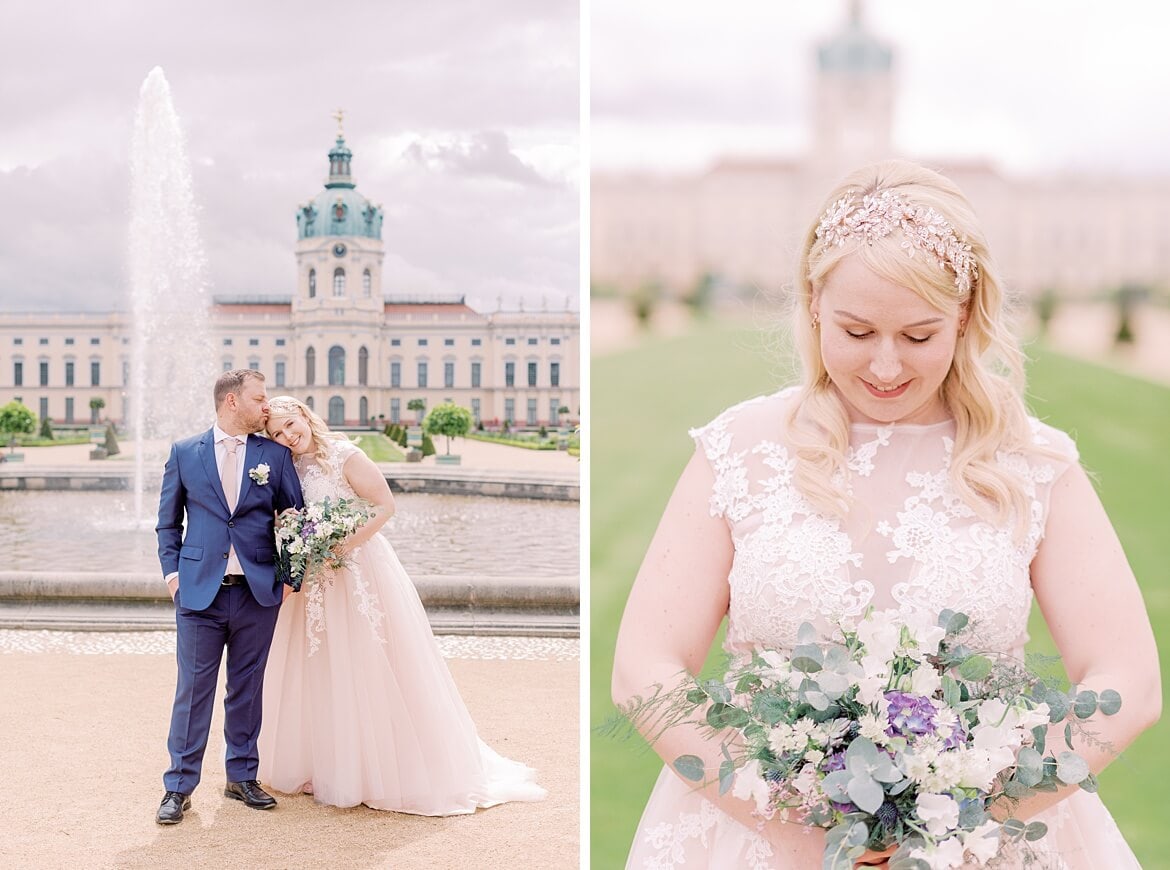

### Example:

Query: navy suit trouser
xmin=163 ymin=581 xmax=281 ymax=794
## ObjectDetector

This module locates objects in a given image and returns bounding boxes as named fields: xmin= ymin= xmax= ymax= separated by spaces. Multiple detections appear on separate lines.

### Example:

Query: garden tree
xmin=683 ymin=270 xmax=717 ymax=317
xmin=420 ymin=432 xmax=436 ymax=457
xmin=0 ymin=401 xmax=36 ymax=440
xmin=630 ymin=279 xmax=662 ymax=329
xmin=557 ymin=405 xmax=570 ymax=420
xmin=39 ymin=417 xmax=54 ymax=440
xmin=406 ymin=398 xmax=426 ymax=424
xmin=423 ymin=402 xmax=472 ymax=455
xmin=89 ymin=396 xmax=105 ymax=423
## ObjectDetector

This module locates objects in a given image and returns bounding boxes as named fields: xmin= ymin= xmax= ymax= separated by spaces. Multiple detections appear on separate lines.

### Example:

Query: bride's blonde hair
xmin=264 ymin=395 xmax=350 ymax=467
xmin=786 ymin=159 xmax=1044 ymax=533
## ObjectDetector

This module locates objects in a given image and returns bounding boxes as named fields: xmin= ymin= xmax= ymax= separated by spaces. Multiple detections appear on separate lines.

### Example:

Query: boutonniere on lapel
xmin=248 ymin=463 xmax=270 ymax=486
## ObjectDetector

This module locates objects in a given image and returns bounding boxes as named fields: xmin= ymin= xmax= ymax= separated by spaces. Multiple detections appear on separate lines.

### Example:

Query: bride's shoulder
xmin=689 ymin=386 xmax=799 ymax=452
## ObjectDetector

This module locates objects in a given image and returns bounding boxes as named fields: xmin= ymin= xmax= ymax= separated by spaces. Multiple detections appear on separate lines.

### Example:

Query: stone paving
xmin=0 ymin=629 xmax=579 ymax=660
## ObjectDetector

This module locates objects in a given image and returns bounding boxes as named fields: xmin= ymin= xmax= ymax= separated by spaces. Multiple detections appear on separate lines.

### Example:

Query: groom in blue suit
xmin=155 ymin=369 xmax=303 ymax=824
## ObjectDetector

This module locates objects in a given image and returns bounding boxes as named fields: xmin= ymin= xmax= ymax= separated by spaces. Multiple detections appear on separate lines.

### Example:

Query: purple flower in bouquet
xmin=885 ymin=691 xmax=938 ymax=738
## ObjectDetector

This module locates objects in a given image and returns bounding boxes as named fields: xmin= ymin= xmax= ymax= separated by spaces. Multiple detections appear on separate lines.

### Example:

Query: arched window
xmin=362 ymin=269 xmax=372 ymax=297
xmin=358 ymin=346 xmax=369 ymax=385
xmin=308 ymin=268 xmax=316 ymax=298
xmin=333 ymin=268 xmax=345 ymax=296
xmin=328 ymin=345 xmax=345 ymax=385
xmin=305 ymin=346 xmax=316 ymax=386
xmin=305 ymin=396 xmax=314 ymax=412
xmin=328 ymin=396 xmax=345 ymax=426
xmin=359 ymin=396 xmax=369 ymax=426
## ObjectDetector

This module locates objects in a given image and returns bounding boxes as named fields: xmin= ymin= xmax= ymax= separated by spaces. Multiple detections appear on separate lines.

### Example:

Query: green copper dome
xmin=296 ymin=134 xmax=383 ymax=240
xmin=818 ymin=1 xmax=892 ymax=75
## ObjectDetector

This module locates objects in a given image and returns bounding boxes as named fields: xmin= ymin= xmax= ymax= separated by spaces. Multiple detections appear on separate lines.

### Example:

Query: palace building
xmin=591 ymin=2 xmax=1170 ymax=302
xmin=1 ymin=131 xmax=579 ymax=430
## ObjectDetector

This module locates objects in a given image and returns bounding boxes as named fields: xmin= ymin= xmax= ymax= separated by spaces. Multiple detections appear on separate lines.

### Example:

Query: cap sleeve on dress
xmin=688 ymin=389 xmax=796 ymax=521
xmin=1025 ymin=418 xmax=1080 ymax=546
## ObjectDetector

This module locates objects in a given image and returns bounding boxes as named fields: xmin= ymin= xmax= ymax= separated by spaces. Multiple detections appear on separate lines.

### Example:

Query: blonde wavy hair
xmin=786 ymin=159 xmax=1046 ymax=535
xmin=264 ymin=395 xmax=350 ymax=467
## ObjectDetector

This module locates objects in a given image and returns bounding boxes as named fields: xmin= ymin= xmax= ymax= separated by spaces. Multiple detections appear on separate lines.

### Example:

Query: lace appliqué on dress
xmin=639 ymin=798 xmax=774 ymax=870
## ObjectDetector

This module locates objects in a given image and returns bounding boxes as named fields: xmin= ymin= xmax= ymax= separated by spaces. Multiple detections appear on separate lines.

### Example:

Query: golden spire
xmin=332 ymin=108 xmax=345 ymax=138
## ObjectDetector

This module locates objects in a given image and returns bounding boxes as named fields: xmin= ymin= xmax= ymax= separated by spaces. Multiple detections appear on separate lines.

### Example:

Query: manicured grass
xmin=590 ymin=320 xmax=1170 ymax=868
xmin=466 ymin=432 xmax=560 ymax=450
xmin=350 ymin=433 xmax=405 ymax=462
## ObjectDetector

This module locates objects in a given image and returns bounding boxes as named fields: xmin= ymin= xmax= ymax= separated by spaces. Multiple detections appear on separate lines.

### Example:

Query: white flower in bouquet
xmin=963 ymin=820 xmax=1003 ymax=864
xmin=911 ymin=834 xmax=966 ymax=870
xmin=911 ymin=663 xmax=943 ymax=697
xmin=915 ymin=793 xmax=960 ymax=838
xmin=730 ymin=758 xmax=770 ymax=815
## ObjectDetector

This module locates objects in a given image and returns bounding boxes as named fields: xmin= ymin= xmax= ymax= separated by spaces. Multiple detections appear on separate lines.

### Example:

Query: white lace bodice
xmin=691 ymin=387 xmax=1077 ymax=654
xmin=295 ymin=438 xmax=362 ymax=503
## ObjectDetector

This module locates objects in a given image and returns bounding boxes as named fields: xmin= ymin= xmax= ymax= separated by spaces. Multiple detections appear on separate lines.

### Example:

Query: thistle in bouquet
xmin=274 ymin=496 xmax=374 ymax=592
xmin=619 ymin=608 xmax=1122 ymax=870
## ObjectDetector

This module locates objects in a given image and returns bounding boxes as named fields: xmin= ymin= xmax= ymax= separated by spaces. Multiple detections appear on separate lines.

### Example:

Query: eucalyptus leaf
xmin=703 ymin=678 xmax=731 ymax=704
xmin=685 ymin=688 xmax=707 ymax=705
xmin=1073 ymin=690 xmax=1098 ymax=719
xmin=1098 ymin=689 xmax=1123 ymax=716
xmin=818 ymin=671 xmax=850 ymax=699
xmin=1024 ymin=822 xmax=1049 ymax=842
xmin=958 ymin=655 xmax=993 ymax=681
xmin=707 ymin=703 xmax=749 ymax=729
xmin=847 ymin=821 xmax=870 ymax=847
xmin=1045 ymin=690 xmax=1070 ymax=723
xmin=822 ymin=770 xmax=852 ymax=802
xmin=1064 ymin=722 xmax=1074 ymax=749
xmin=1056 ymin=751 xmax=1090 ymax=785
xmin=942 ymin=675 xmax=961 ymax=709
xmin=888 ymin=777 xmax=912 ymax=796
xmin=1080 ymin=772 xmax=1100 ymax=793
xmin=1015 ymin=746 xmax=1044 ymax=787
xmin=673 ymin=754 xmax=705 ymax=782
xmin=1003 ymin=778 xmax=1031 ymax=799
xmin=957 ymin=799 xmax=986 ymax=828
xmin=825 ymin=645 xmax=852 ymax=673
xmin=1032 ymin=724 xmax=1047 ymax=755
xmin=718 ymin=759 xmax=736 ymax=795
xmin=847 ymin=775 xmax=886 ymax=814
xmin=937 ymin=608 xmax=955 ymax=629
xmin=804 ymin=690 xmax=830 ymax=711
xmin=797 ymin=621 xmax=819 ymax=645
xmin=792 ymin=643 xmax=824 ymax=673
xmin=1002 ymin=818 xmax=1027 ymax=837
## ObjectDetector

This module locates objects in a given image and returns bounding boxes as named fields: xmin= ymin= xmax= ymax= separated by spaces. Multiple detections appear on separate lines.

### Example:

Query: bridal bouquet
xmin=623 ymin=609 xmax=1121 ymax=869
xmin=274 ymin=497 xmax=374 ymax=591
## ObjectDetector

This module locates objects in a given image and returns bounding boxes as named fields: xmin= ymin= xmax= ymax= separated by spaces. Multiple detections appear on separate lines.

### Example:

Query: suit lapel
xmin=198 ymin=429 xmax=231 ymax=514
xmin=237 ymin=435 xmax=259 ymax=509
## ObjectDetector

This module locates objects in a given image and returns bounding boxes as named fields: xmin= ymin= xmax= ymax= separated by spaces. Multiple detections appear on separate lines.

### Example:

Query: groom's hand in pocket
xmin=166 ymin=573 xmax=179 ymax=602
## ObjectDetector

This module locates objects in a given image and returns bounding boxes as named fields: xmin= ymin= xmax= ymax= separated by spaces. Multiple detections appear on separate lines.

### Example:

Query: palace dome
xmin=296 ymin=134 xmax=383 ymax=241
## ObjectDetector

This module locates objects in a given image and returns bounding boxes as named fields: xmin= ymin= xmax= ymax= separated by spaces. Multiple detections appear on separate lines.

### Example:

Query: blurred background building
xmin=591 ymin=1 xmax=1170 ymax=310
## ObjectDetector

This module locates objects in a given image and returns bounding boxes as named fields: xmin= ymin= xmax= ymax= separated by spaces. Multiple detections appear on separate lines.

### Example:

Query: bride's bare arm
xmin=337 ymin=449 xmax=397 ymax=551
xmin=1016 ymin=462 xmax=1161 ymax=818
xmin=611 ymin=450 xmax=828 ymax=863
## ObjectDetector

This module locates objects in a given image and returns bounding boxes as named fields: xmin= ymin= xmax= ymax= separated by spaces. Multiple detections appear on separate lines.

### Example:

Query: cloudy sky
xmin=0 ymin=0 xmax=578 ymax=314
xmin=592 ymin=0 xmax=1170 ymax=177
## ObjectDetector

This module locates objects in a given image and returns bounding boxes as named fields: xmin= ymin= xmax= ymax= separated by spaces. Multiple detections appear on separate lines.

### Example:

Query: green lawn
xmin=350 ymin=432 xmax=406 ymax=462
xmin=590 ymin=320 xmax=1170 ymax=868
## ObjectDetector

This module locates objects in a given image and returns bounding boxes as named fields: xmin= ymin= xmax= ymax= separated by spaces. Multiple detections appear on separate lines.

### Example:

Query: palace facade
xmin=0 ymin=132 xmax=579 ymax=430
xmin=591 ymin=3 xmax=1170 ymax=302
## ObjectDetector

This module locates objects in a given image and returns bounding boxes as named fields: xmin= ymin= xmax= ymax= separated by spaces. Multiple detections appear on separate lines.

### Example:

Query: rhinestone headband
xmin=813 ymin=188 xmax=978 ymax=294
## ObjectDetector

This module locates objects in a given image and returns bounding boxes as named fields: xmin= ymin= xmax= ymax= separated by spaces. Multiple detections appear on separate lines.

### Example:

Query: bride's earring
xmin=811 ymin=312 xmax=820 ymax=329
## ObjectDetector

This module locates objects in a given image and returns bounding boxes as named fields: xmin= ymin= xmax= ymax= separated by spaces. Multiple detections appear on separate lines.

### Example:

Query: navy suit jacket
xmin=156 ymin=428 xmax=304 ymax=611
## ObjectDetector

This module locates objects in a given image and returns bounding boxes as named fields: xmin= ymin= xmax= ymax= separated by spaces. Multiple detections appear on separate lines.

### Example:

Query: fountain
xmin=127 ymin=67 xmax=216 ymax=519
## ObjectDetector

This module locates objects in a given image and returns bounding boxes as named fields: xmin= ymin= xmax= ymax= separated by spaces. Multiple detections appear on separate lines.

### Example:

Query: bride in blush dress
xmin=257 ymin=396 xmax=546 ymax=814
xmin=612 ymin=161 xmax=1160 ymax=868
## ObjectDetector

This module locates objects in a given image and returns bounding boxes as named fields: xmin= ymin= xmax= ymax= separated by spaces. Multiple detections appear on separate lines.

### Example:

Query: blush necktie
xmin=221 ymin=437 xmax=240 ymax=512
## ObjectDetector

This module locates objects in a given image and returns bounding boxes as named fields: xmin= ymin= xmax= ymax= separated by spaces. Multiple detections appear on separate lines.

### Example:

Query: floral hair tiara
xmin=813 ymin=188 xmax=978 ymax=294
xmin=266 ymin=397 xmax=303 ymax=416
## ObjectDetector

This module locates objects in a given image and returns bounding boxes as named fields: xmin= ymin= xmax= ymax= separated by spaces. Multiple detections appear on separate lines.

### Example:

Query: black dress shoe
xmin=156 ymin=791 xmax=191 ymax=825
xmin=224 ymin=779 xmax=277 ymax=810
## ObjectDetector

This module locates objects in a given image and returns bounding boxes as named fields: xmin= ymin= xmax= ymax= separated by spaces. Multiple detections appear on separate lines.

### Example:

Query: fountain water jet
xmin=128 ymin=67 xmax=216 ymax=520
